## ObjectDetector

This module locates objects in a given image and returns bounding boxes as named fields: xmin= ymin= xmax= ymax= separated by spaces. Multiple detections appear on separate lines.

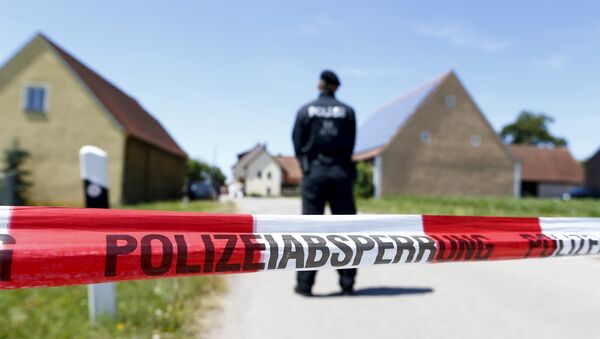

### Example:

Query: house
xmin=232 ymin=144 xmax=301 ymax=196
xmin=275 ymin=155 xmax=303 ymax=195
xmin=586 ymin=148 xmax=600 ymax=190
xmin=353 ymin=71 xmax=518 ymax=197
xmin=232 ymin=144 xmax=266 ymax=184
xmin=0 ymin=34 xmax=187 ymax=205
xmin=510 ymin=145 xmax=584 ymax=197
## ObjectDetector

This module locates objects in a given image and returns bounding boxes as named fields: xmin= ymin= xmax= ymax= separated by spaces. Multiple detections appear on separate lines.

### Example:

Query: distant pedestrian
xmin=228 ymin=182 xmax=244 ymax=199
xmin=292 ymin=70 xmax=358 ymax=296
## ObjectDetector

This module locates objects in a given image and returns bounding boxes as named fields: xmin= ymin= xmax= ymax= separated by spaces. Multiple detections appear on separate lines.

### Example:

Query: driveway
xmin=207 ymin=197 xmax=600 ymax=339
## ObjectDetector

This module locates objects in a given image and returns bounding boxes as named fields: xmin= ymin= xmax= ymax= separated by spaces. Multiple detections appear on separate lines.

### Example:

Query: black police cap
xmin=320 ymin=70 xmax=341 ymax=87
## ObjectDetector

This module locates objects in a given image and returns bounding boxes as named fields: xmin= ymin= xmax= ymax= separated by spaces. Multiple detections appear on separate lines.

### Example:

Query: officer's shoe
xmin=294 ymin=286 xmax=312 ymax=297
xmin=341 ymin=287 xmax=355 ymax=296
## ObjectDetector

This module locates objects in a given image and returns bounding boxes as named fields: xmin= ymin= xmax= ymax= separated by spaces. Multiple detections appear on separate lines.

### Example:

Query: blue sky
xmin=2 ymin=1 xmax=599 ymax=178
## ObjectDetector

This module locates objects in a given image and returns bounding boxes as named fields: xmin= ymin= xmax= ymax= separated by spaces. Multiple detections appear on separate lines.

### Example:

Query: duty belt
xmin=316 ymin=153 xmax=335 ymax=165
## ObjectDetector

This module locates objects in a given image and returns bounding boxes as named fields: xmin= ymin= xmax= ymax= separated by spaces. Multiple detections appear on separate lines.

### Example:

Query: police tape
xmin=1 ymin=206 xmax=600 ymax=289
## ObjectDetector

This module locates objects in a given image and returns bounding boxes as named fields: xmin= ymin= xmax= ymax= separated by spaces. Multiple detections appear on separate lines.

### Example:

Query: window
xmin=257 ymin=170 xmax=262 ymax=179
xmin=445 ymin=95 xmax=456 ymax=108
xmin=267 ymin=171 xmax=272 ymax=179
xmin=24 ymin=85 xmax=48 ymax=113
xmin=470 ymin=134 xmax=481 ymax=147
xmin=420 ymin=131 xmax=431 ymax=143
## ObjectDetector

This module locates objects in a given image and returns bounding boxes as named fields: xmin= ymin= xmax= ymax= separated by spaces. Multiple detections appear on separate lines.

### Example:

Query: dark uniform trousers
xmin=296 ymin=160 xmax=357 ymax=292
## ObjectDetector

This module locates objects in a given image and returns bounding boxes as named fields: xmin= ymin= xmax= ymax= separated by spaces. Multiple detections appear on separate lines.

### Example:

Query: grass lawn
xmin=358 ymin=195 xmax=600 ymax=217
xmin=128 ymin=199 xmax=234 ymax=214
xmin=0 ymin=199 xmax=233 ymax=339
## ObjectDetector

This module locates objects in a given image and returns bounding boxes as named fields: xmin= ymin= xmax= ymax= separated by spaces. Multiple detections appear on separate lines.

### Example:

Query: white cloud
xmin=413 ymin=23 xmax=511 ymax=52
xmin=300 ymin=16 xmax=339 ymax=36
xmin=340 ymin=66 xmax=400 ymax=79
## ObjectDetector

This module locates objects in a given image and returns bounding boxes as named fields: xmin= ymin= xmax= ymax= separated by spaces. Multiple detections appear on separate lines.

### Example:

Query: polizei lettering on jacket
xmin=307 ymin=105 xmax=347 ymax=118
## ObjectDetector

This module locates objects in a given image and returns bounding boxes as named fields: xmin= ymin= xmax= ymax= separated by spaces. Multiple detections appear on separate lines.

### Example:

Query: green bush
xmin=2 ymin=139 xmax=31 ymax=205
xmin=354 ymin=161 xmax=374 ymax=198
xmin=186 ymin=159 xmax=226 ymax=187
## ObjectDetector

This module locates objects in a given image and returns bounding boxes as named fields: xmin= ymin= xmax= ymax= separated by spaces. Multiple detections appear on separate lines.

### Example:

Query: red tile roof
xmin=275 ymin=156 xmax=302 ymax=185
xmin=41 ymin=35 xmax=186 ymax=158
xmin=353 ymin=146 xmax=384 ymax=162
xmin=510 ymin=145 xmax=584 ymax=185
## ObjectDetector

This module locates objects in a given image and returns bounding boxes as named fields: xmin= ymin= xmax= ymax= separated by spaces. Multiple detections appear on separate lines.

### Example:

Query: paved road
xmin=208 ymin=198 xmax=600 ymax=339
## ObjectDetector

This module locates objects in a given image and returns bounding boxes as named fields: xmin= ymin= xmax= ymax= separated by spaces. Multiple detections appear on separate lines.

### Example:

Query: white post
xmin=87 ymin=283 xmax=116 ymax=324
xmin=79 ymin=146 xmax=116 ymax=324
xmin=373 ymin=155 xmax=382 ymax=199
xmin=513 ymin=161 xmax=522 ymax=199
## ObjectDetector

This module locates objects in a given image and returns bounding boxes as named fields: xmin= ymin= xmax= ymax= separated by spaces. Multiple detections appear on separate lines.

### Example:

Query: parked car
xmin=189 ymin=181 xmax=218 ymax=200
xmin=562 ymin=187 xmax=600 ymax=200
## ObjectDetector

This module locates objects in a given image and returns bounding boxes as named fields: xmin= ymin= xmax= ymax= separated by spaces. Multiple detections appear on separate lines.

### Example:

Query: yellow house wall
xmin=0 ymin=42 xmax=125 ymax=206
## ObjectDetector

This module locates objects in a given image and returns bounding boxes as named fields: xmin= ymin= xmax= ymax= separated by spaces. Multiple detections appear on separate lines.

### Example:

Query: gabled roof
xmin=354 ymin=71 xmax=449 ymax=156
xmin=18 ymin=34 xmax=187 ymax=158
xmin=510 ymin=145 xmax=584 ymax=185
xmin=233 ymin=144 xmax=267 ymax=171
xmin=233 ymin=144 xmax=302 ymax=185
xmin=275 ymin=156 xmax=302 ymax=185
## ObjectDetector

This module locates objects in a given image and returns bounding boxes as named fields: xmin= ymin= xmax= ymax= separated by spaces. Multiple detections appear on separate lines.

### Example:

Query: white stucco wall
xmin=245 ymin=152 xmax=283 ymax=196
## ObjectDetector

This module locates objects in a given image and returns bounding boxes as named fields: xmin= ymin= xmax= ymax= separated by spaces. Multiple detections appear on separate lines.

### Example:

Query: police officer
xmin=292 ymin=70 xmax=357 ymax=296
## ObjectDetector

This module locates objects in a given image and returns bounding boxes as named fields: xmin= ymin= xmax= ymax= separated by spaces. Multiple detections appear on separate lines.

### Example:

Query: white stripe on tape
xmin=255 ymin=214 xmax=423 ymax=234
xmin=0 ymin=206 xmax=10 ymax=249
xmin=540 ymin=218 xmax=600 ymax=256
xmin=540 ymin=217 xmax=600 ymax=233
xmin=255 ymin=215 xmax=429 ymax=268
xmin=257 ymin=232 xmax=436 ymax=271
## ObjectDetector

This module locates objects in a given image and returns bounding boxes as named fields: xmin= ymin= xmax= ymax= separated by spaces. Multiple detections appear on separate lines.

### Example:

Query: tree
xmin=185 ymin=159 xmax=226 ymax=188
xmin=354 ymin=161 xmax=374 ymax=198
xmin=500 ymin=111 xmax=567 ymax=147
xmin=2 ymin=139 xmax=31 ymax=205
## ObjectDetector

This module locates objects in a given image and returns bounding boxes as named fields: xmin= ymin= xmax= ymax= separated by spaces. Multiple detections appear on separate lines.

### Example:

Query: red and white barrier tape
xmin=1 ymin=206 xmax=600 ymax=289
